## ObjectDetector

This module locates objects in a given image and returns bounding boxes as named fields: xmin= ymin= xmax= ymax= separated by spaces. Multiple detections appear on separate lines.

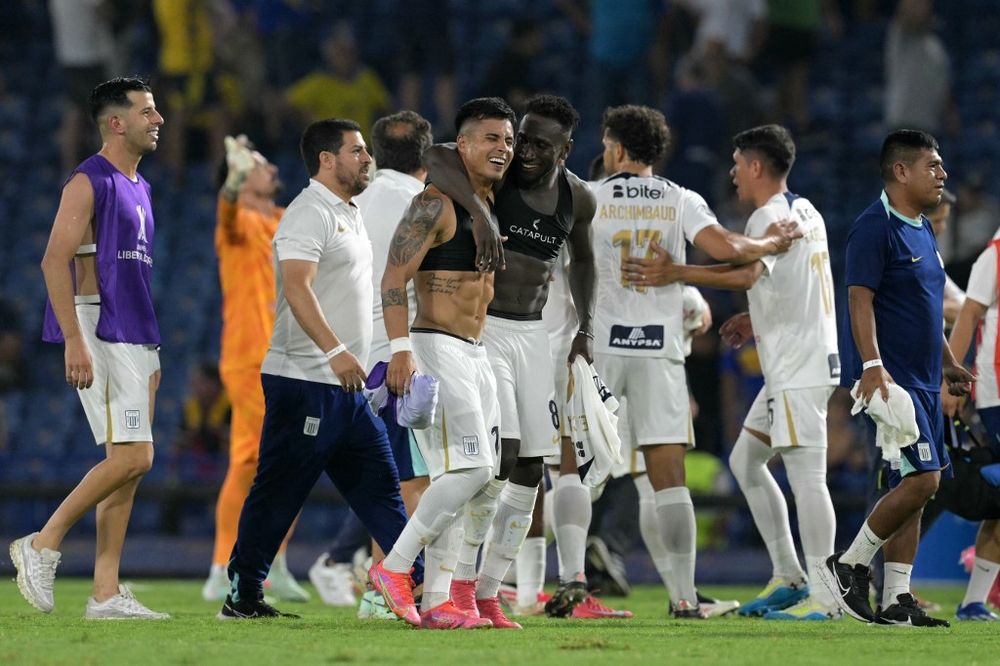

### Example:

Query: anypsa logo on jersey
xmin=612 ymin=183 xmax=663 ymax=200
xmin=609 ymin=324 xmax=665 ymax=349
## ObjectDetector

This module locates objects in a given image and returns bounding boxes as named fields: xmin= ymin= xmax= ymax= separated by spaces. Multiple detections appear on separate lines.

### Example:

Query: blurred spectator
xmin=152 ymin=0 xmax=231 ymax=175
xmin=763 ymin=0 xmax=843 ymax=132
xmin=664 ymin=55 xmax=725 ymax=205
xmin=283 ymin=22 xmax=391 ymax=136
xmin=480 ymin=17 xmax=545 ymax=115
xmin=949 ymin=175 xmax=1000 ymax=287
xmin=48 ymin=0 xmax=115 ymax=173
xmin=394 ymin=0 xmax=456 ymax=135
xmin=175 ymin=361 xmax=230 ymax=458
xmin=0 ymin=299 xmax=29 ymax=395
xmin=925 ymin=189 xmax=966 ymax=327
xmin=718 ymin=342 xmax=765 ymax=449
xmin=883 ymin=0 xmax=956 ymax=135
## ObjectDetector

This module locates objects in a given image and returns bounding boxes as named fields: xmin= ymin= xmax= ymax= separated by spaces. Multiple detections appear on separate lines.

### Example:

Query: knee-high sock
xmin=963 ymin=556 xmax=1000 ymax=606
xmin=478 ymin=482 xmax=537 ymax=599
xmin=383 ymin=466 xmax=491 ymax=574
xmin=516 ymin=537 xmax=547 ymax=607
xmin=454 ymin=478 xmax=505 ymax=581
xmin=729 ymin=430 xmax=805 ymax=583
xmin=654 ymin=486 xmax=697 ymax=604
xmin=422 ymin=521 xmax=463 ymax=612
xmin=784 ymin=446 xmax=836 ymax=605
xmin=635 ymin=474 xmax=671 ymax=589
xmin=553 ymin=473 xmax=591 ymax=582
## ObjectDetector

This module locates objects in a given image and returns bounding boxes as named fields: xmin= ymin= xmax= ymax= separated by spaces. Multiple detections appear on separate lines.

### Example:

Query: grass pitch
xmin=0 ymin=580 xmax=995 ymax=665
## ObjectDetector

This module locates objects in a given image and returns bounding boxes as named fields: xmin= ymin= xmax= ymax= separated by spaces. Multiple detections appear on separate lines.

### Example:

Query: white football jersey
xmin=745 ymin=192 xmax=839 ymax=391
xmin=593 ymin=174 xmax=719 ymax=360
xmin=965 ymin=240 xmax=1000 ymax=408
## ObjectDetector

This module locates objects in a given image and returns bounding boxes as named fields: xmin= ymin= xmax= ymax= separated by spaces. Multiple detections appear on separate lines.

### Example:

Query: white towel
xmin=849 ymin=380 xmax=920 ymax=466
xmin=566 ymin=357 xmax=624 ymax=488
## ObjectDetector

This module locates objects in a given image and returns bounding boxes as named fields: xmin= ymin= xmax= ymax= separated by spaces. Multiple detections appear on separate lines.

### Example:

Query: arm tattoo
xmin=388 ymin=191 xmax=443 ymax=266
xmin=381 ymin=287 xmax=407 ymax=308
xmin=426 ymin=275 xmax=462 ymax=295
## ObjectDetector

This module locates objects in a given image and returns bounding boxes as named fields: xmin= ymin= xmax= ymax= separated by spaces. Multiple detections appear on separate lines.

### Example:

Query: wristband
xmin=325 ymin=344 xmax=347 ymax=360
xmin=390 ymin=337 xmax=413 ymax=354
xmin=862 ymin=359 xmax=883 ymax=371
xmin=577 ymin=330 xmax=595 ymax=340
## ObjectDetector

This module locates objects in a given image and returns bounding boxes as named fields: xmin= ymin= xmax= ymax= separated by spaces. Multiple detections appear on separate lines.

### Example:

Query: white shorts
xmin=411 ymin=329 xmax=499 ymax=479
xmin=76 ymin=302 xmax=160 ymax=445
xmin=610 ymin=397 xmax=646 ymax=477
xmin=742 ymin=385 xmax=835 ymax=449
xmin=482 ymin=316 xmax=560 ymax=458
xmin=594 ymin=353 xmax=694 ymax=449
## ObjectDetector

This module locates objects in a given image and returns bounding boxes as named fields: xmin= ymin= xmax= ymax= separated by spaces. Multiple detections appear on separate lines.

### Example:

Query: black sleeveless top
xmin=493 ymin=168 xmax=574 ymax=262
xmin=418 ymin=200 xmax=478 ymax=272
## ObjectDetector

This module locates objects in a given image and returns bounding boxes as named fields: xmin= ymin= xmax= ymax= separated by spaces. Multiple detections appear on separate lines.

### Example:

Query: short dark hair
xmin=371 ymin=110 xmax=432 ymax=175
xmin=733 ymin=124 xmax=796 ymax=177
xmin=89 ymin=76 xmax=151 ymax=123
xmin=524 ymin=94 xmax=579 ymax=133
xmin=879 ymin=129 xmax=939 ymax=183
xmin=454 ymin=97 xmax=516 ymax=136
xmin=602 ymin=105 xmax=671 ymax=166
xmin=300 ymin=118 xmax=363 ymax=176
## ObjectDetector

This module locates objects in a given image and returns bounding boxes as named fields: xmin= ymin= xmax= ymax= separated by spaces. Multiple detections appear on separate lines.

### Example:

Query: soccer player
xmin=12 ymin=77 xmax=168 ymax=619
xmin=940 ymin=236 xmax=1000 ymax=621
xmin=590 ymin=105 xmax=800 ymax=618
xmin=202 ymin=135 xmax=308 ymax=604
xmin=625 ymin=125 xmax=841 ymax=620
xmin=309 ymin=110 xmax=435 ymax=615
xmin=423 ymin=95 xmax=603 ymax=626
xmin=821 ymin=129 xmax=972 ymax=626
xmin=371 ymin=97 xmax=515 ymax=630
xmin=219 ymin=119 xmax=411 ymax=620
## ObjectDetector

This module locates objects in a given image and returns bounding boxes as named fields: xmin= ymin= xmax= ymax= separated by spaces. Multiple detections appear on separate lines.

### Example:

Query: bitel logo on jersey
xmin=612 ymin=183 xmax=663 ymax=199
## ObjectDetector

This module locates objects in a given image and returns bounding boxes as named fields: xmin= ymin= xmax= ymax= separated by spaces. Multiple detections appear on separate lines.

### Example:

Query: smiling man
xmin=821 ymin=129 xmax=973 ymax=627
xmin=371 ymin=97 xmax=518 ymax=629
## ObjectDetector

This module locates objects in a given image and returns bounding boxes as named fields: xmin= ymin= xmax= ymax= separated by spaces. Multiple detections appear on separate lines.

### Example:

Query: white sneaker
xmin=264 ymin=553 xmax=310 ymax=602
xmin=357 ymin=590 xmax=397 ymax=620
xmin=308 ymin=554 xmax=357 ymax=606
xmin=9 ymin=532 xmax=60 ymax=613
xmin=202 ymin=564 xmax=231 ymax=602
xmin=85 ymin=585 xmax=170 ymax=620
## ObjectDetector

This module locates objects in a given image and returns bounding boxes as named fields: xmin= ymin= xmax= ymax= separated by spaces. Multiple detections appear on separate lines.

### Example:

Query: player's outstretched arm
xmin=382 ymin=188 xmax=450 ymax=395
xmin=692 ymin=222 xmax=802 ymax=265
xmin=623 ymin=240 xmax=764 ymax=291
xmin=423 ymin=143 xmax=504 ymax=272
xmin=41 ymin=173 xmax=95 ymax=390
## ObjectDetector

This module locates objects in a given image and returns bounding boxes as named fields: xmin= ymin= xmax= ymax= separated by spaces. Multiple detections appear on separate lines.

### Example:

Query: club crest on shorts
xmin=463 ymin=435 xmax=479 ymax=455
xmin=124 ymin=410 xmax=140 ymax=430
xmin=303 ymin=416 xmax=320 ymax=436
xmin=917 ymin=441 xmax=932 ymax=462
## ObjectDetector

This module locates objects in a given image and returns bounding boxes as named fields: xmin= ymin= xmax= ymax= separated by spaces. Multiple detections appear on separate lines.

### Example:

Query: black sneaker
xmin=217 ymin=593 xmax=301 ymax=620
xmin=586 ymin=537 xmax=631 ymax=597
xmin=875 ymin=594 xmax=950 ymax=627
xmin=821 ymin=552 xmax=875 ymax=622
xmin=671 ymin=599 xmax=706 ymax=619
xmin=544 ymin=580 xmax=588 ymax=618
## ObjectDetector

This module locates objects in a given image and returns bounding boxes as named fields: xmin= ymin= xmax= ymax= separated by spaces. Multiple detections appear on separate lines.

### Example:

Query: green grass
xmin=0 ymin=581 xmax=995 ymax=665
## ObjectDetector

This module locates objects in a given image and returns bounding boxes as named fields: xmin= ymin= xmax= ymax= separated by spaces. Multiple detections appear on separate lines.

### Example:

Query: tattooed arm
xmin=381 ymin=186 xmax=453 ymax=394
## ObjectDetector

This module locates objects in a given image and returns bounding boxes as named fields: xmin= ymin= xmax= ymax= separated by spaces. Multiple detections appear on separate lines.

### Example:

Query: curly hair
xmin=601 ymin=105 xmax=670 ymax=166
xmin=524 ymin=94 xmax=579 ymax=132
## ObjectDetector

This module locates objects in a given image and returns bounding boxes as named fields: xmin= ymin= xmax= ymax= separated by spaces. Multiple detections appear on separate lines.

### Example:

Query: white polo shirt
xmin=354 ymin=168 xmax=425 ymax=365
xmin=262 ymin=179 xmax=374 ymax=386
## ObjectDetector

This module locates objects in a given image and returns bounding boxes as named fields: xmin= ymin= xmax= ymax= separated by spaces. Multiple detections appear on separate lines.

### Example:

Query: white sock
xmin=783 ymin=446 xmax=836 ymax=603
xmin=516 ymin=537 xmax=546 ymax=607
xmin=552 ymin=473 xmax=591 ymax=582
xmin=384 ymin=467 xmax=490 ymax=573
xmin=882 ymin=561 xmax=913 ymax=609
xmin=422 ymin=522 xmax=463 ymax=612
xmin=962 ymin=556 xmax=1000 ymax=607
xmin=729 ymin=430 xmax=805 ymax=582
xmin=477 ymin=482 xmax=537 ymax=599
xmin=635 ymin=474 xmax=671 ymax=589
xmin=655 ymin=486 xmax=697 ymax=604
xmin=455 ymin=478 xmax=504 ymax=581
xmin=839 ymin=522 xmax=886 ymax=568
